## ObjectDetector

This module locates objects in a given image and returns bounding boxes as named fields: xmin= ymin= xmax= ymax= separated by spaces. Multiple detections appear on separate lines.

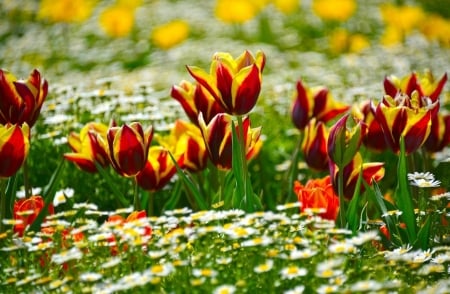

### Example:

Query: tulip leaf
xmin=395 ymin=136 xmax=417 ymax=245
xmin=5 ymin=174 xmax=18 ymax=219
xmin=346 ymin=166 xmax=363 ymax=233
xmin=162 ymin=180 xmax=182 ymax=212
xmin=95 ymin=162 xmax=129 ymax=207
xmin=415 ymin=215 xmax=433 ymax=250
xmin=169 ymin=152 xmax=208 ymax=211
xmin=30 ymin=160 xmax=65 ymax=232
xmin=231 ymin=120 xmax=245 ymax=203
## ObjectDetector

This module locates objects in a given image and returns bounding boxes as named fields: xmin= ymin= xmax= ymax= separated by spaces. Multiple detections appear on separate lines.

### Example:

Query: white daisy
xmin=408 ymin=172 xmax=441 ymax=188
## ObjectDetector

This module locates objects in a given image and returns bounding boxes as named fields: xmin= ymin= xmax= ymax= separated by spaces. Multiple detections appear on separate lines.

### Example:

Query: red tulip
xmin=0 ymin=123 xmax=30 ymax=178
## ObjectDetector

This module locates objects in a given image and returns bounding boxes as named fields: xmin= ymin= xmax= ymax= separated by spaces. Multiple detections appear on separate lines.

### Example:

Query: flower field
xmin=1 ymin=0 xmax=450 ymax=293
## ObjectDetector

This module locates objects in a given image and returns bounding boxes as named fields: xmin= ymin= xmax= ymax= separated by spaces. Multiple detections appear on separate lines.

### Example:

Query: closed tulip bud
xmin=0 ymin=123 xmax=30 ymax=178
xmin=302 ymin=119 xmax=329 ymax=171
xmin=198 ymin=113 xmax=261 ymax=170
xmin=291 ymin=79 xmax=349 ymax=130
xmin=102 ymin=122 xmax=153 ymax=177
xmin=135 ymin=146 xmax=183 ymax=191
xmin=372 ymin=91 xmax=439 ymax=154
xmin=64 ymin=122 xmax=110 ymax=173
xmin=170 ymin=80 xmax=225 ymax=125
xmin=0 ymin=69 xmax=48 ymax=127
xmin=327 ymin=114 xmax=367 ymax=168
xmin=187 ymin=50 xmax=265 ymax=115
xmin=329 ymin=152 xmax=385 ymax=199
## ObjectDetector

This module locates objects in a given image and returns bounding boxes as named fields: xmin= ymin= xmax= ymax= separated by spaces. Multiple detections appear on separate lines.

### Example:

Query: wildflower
xmin=312 ymin=0 xmax=356 ymax=22
xmin=291 ymin=79 xmax=349 ymax=130
xmin=350 ymin=280 xmax=382 ymax=292
xmin=280 ymin=265 xmax=308 ymax=279
xmin=254 ymin=259 xmax=274 ymax=273
xmin=100 ymin=122 xmax=153 ymax=177
xmin=289 ymin=248 xmax=318 ymax=259
xmin=192 ymin=268 xmax=218 ymax=278
xmin=99 ymin=4 xmax=135 ymax=38
xmin=302 ymin=119 xmax=329 ymax=171
xmin=328 ymin=241 xmax=358 ymax=254
xmin=408 ymin=172 xmax=441 ymax=188
xmin=0 ymin=69 xmax=48 ymax=127
xmin=13 ymin=195 xmax=54 ymax=236
xmin=51 ymin=247 xmax=83 ymax=265
xmin=293 ymin=176 xmax=339 ymax=221
xmin=316 ymin=284 xmax=340 ymax=293
xmin=187 ymin=50 xmax=266 ymax=115
xmin=215 ymin=0 xmax=261 ymax=24
xmin=151 ymin=20 xmax=190 ymax=50
xmin=64 ymin=122 xmax=110 ymax=173
xmin=241 ymin=236 xmax=273 ymax=247
xmin=198 ymin=113 xmax=262 ymax=169
xmin=213 ymin=284 xmax=237 ymax=294
xmin=38 ymin=0 xmax=95 ymax=23
xmin=380 ymin=4 xmax=425 ymax=45
xmin=284 ymin=286 xmax=305 ymax=294
xmin=272 ymin=0 xmax=299 ymax=14
xmin=53 ymin=188 xmax=74 ymax=207
xmin=79 ymin=272 xmax=103 ymax=282
xmin=328 ymin=29 xmax=370 ymax=54
xmin=372 ymin=91 xmax=439 ymax=155
xmin=0 ymin=123 xmax=30 ymax=178
xmin=171 ymin=80 xmax=226 ymax=126
xmin=148 ymin=263 xmax=175 ymax=277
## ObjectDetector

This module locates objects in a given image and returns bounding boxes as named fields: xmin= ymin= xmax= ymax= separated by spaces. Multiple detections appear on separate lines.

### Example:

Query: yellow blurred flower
xmin=312 ymin=0 xmax=356 ymax=22
xmin=151 ymin=20 xmax=190 ymax=50
xmin=215 ymin=0 xmax=261 ymax=24
xmin=328 ymin=29 xmax=370 ymax=54
xmin=380 ymin=25 xmax=403 ymax=47
xmin=271 ymin=0 xmax=299 ymax=14
xmin=99 ymin=4 xmax=135 ymax=38
xmin=117 ymin=0 xmax=142 ymax=9
xmin=380 ymin=4 xmax=425 ymax=35
xmin=38 ymin=0 xmax=96 ymax=23
xmin=420 ymin=14 xmax=450 ymax=48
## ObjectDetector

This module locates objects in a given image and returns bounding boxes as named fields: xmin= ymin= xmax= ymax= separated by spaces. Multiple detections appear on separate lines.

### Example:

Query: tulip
xmin=291 ymin=79 xmax=349 ymax=130
xmin=372 ymin=91 xmax=439 ymax=154
xmin=101 ymin=122 xmax=153 ymax=177
xmin=0 ymin=69 xmax=48 ymax=127
xmin=423 ymin=113 xmax=450 ymax=153
xmin=354 ymin=101 xmax=388 ymax=152
xmin=302 ymin=119 xmax=329 ymax=171
xmin=0 ymin=123 xmax=30 ymax=178
xmin=135 ymin=146 xmax=184 ymax=191
xmin=64 ymin=122 xmax=110 ymax=173
xmin=384 ymin=71 xmax=447 ymax=104
xmin=170 ymin=80 xmax=225 ymax=125
xmin=13 ymin=195 xmax=54 ymax=237
xmin=198 ymin=113 xmax=261 ymax=170
xmin=327 ymin=114 xmax=367 ymax=169
xmin=157 ymin=120 xmax=208 ymax=172
xmin=187 ymin=50 xmax=265 ymax=115
xmin=329 ymin=152 xmax=385 ymax=199
xmin=293 ymin=176 xmax=339 ymax=221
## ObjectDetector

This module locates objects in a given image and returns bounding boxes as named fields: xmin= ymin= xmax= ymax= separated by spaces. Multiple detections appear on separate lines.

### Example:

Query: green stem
xmin=147 ymin=191 xmax=154 ymax=216
xmin=133 ymin=180 xmax=140 ymax=211
xmin=22 ymin=159 xmax=31 ymax=198
xmin=0 ymin=179 xmax=7 ymax=233
xmin=285 ymin=133 xmax=303 ymax=203
xmin=337 ymin=166 xmax=346 ymax=228
xmin=237 ymin=115 xmax=252 ymax=211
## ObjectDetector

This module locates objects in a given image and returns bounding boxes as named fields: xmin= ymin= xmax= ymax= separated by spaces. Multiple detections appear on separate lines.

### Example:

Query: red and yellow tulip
xmin=291 ymin=79 xmax=349 ymax=130
xmin=135 ymin=146 xmax=183 ymax=191
xmin=187 ymin=50 xmax=265 ymax=115
xmin=329 ymin=152 xmax=385 ymax=199
xmin=64 ymin=122 xmax=110 ymax=173
xmin=354 ymin=101 xmax=388 ymax=152
xmin=384 ymin=71 xmax=447 ymax=103
xmin=0 ymin=69 xmax=48 ymax=127
xmin=302 ymin=119 xmax=329 ymax=171
xmin=372 ymin=91 xmax=439 ymax=154
xmin=198 ymin=113 xmax=262 ymax=170
xmin=170 ymin=80 xmax=225 ymax=126
xmin=424 ymin=113 xmax=450 ymax=153
xmin=293 ymin=176 xmax=339 ymax=221
xmin=101 ymin=122 xmax=153 ymax=177
xmin=0 ymin=123 xmax=30 ymax=178
xmin=13 ymin=195 xmax=54 ymax=237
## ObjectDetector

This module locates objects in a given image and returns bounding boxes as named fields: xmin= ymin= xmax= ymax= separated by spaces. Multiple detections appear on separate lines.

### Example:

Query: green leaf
xmin=95 ymin=162 xmax=129 ymax=207
xmin=346 ymin=166 xmax=363 ymax=233
xmin=231 ymin=120 xmax=245 ymax=208
xmin=415 ymin=215 xmax=433 ymax=250
xmin=395 ymin=137 xmax=417 ymax=244
xmin=162 ymin=180 xmax=183 ymax=212
xmin=169 ymin=152 xmax=208 ymax=211
xmin=30 ymin=160 xmax=65 ymax=232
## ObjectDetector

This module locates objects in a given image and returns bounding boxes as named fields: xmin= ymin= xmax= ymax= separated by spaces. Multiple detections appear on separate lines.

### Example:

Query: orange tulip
xmin=13 ymin=195 xmax=54 ymax=237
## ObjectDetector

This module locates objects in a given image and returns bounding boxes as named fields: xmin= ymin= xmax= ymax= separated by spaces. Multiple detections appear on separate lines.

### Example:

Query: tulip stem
xmin=133 ymin=180 xmax=140 ymax=211
xmin=147 ymin=191 xmax=154 ymax=216
xmin=236 ymin=115 xmax=253 ymax=212
xmin=285 ymin=133 xmax=303 ymax=203
xmin=23 ymin=160 xmax=32 ymax=198
xmin=0 ymin=179 xmax=6 ymax=233
xmin=337 ymin=166 xmax=346 ymax=228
